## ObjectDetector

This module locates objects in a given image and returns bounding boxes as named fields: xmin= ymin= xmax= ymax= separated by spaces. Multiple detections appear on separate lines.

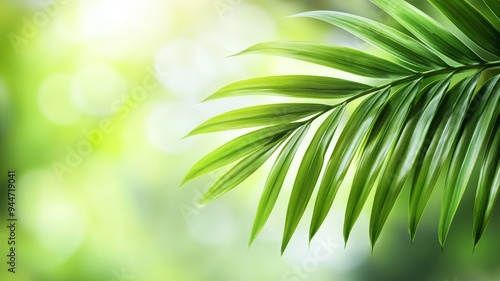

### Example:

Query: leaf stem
xmin=311 ymin=60 xmax=500 ymax=122
xmin=346 ymin=60 xmax=500 ymax=103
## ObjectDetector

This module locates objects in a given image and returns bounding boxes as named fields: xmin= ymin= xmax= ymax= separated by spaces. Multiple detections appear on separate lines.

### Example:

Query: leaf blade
xmin=238 ymin=41 xmax=416 ymax=78
xmin=199 ymin=138 xmax=283 ymax=206
xmin=205 ymin=75 xmax=372 ymax=101
xmin=182 ymin=123 xmax=301 ymax=184
xmin=440 ymin=75 xmax=500 ymax=247
xmin=344 ymin=79 xmax=422 ymax=244
xmin=294 ymin=11 xmax=449 ymax=71
xmin=484 ymin=0 xmax=500 ymax=21
xmin=371 ymin=0 xmax=483 ymax=64
xmin=429 ymin=0 xmax=500 ymax=56
xmin=409 ymin=71 xmax=482 ymax=239
xmin=281 ymin=104 xmax=346 ymax=253
xmin=187 ymin=103 xmax=331 ymax=136
xmin=249 ymin=124 xmax=310 ymax=246
xmin=473 ymin=120 xmax=500 ymax=246
xmin=310 ymin=88 xmax=390 ymax=240
xmin=370 ymin=77 xmax=452 ymax=246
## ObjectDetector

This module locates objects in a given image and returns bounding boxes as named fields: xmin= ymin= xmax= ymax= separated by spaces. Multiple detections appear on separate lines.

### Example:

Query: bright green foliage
xmin=282 ymin=104 xmax=345 ymax=253
xmin=183 ymin=0 xmax=500 ymax=253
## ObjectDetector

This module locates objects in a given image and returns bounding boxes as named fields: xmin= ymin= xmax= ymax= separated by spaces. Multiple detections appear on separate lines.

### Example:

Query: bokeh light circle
xmin=37 ymin=73 xmax=81 ymax=124
xmin=71 ymin=62 xmax=127 ymax=116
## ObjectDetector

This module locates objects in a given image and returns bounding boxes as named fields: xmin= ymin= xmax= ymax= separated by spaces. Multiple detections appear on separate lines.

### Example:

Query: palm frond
xmin=182 ymin=0 xmax=500 ymax=253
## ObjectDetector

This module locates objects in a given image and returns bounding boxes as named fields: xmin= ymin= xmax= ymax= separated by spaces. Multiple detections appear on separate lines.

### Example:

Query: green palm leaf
xmin=372 ymin=0 xmax=483 ymax=64
xmin=310 ymin=88 xmax=390 ymax=240
xmin=344 ymin=79 xmax=422 ymax=244
xmin=199 ymin=139 xmax=283 ymax=206
xmin=183 ymin=0 xmax=500 ymax=252
xmin=282 ymin=104 xmax=345 ymax=253
xmin=205 ymin=75 xmax=371 ymax=100
xmin=440 ymin=75 xmax=500 ymax=247
xmin=237 ymin=41 xmax=416 ymax=78
xmin=409 ymin=71 xmax=481 ymax=240
xmin=293 ymin=10 xmax=448 ymax=71
xmin=182 ymin=122 xmax=301 ymax=184
xmin=473 ymin=112 xmax=500 ymax=247
xmin=429 ymin=0 xmax=500 ymax=56
xmin=187 ymin=103 xmax=331 ymax=136
xmin=484 ymin=0 xmax=500 ymax=21
xmin=249 ymin=124 xmax=310 ymax=246
xmin=371 ymin=76 xmax=452 ymax=246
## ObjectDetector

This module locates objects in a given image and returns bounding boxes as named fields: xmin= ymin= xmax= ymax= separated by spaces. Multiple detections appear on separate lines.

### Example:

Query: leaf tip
xmin=197 ymin=196 xmax=209 ymax=208
xmin=179 ymin=177 xmax=189 ymax=187
xmin=409 ymin=230 xmax=416 ymax=245
xmin=228 ymin=49 xmax=246 ymax=58
xmin=247 ymin=239 xmax=254 ymax=250
xmin=281 ymin=232 xmax=293 ymax=255
xmin=181 ymin=130 xmax=196 ymax=139
xmin=201 ymin=95 xmax=216 ymax=102
xmin=309 ymin=223 xmax=319 ymax=242
xmin=287 ymin=12 xmax=304 ymax=19
xmin=369 ymin=235 xmax=378 ymax=252
xmin=473 ymin=235 xmax=481 ymax=251
xmin=410 ymin=232 xmax=416 ymax=243
xmin=180 ymin=170 xmax=197 ymax=186
xmin=248 ymin=229 xmax=259 ymax=249
xmin=343 ymin=227 xmax=352 ymax=248
xmin=280 ymin=245 xmax=287 ymax=256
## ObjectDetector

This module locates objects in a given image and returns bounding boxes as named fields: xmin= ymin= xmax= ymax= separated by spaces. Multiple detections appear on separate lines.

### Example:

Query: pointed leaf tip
xmin=311 ymin=88 xmax=391 ymax=242
xmin=183 ymin=123 xmax=300 ymax=184
xmin=198 ymin=138 xmax=285 ymax=209
xmin=239 ymin=41 xmax=415 ymax=78
xmin=282 ymin=105 xmax=345 ymax=253
xmin=250 ymin=124 xmax=310 ymax=246
xmin=205 ymin=75 xmax=372 ymax=100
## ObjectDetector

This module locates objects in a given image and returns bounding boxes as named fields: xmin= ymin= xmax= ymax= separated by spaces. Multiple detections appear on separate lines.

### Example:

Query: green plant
xmin=182 ymin=0 xmax=500 ymax=253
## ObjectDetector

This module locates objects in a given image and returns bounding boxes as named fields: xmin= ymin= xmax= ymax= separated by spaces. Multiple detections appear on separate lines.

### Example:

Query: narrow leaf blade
xmin=187 ymin=103 xmax=331 ymax=136
xmin=429 ymin=0 xmax=500 ymax=56
xmin=372 ymin=0 xmax=483 ymax=64
xmin=473 ymin=120 xmax=500 ymax=246
xmin=205 ymin=75 xmax=372 ymax=101
xmin=440 ymin=75 xmax=500 ymax=247
xmin=310 ymin=88 xmax=390 ymax=240
xmin=199 ymin=139 xmax=283 ymax=206
xmin=294 ymin=11 xmax=449 ymax=71
xmin=370 ymin=77 xmax=452 ymax=245
xmin=249 ymin=124 xmax=310 ymax=246
xmin=409 ymin=71 xmax=482 ymax=239
xmin=344 ymin=80 xmax=422 ymax=244
xmin=484 ymin=0 xmax=500 ymax=21
xmin=182 ymin=123 xmax=301 ymax=184
xmin=282 ymin=104 xmax=346 ymax=254
xmin=238 ymin=41 xmax=416 ymax=78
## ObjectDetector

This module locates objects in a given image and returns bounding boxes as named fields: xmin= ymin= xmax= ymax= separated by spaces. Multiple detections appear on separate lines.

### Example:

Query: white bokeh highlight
xmin=36 ymin=203 xmax=86 ymax=256
xmin=79 ymin=0 xmax=171 ymax=58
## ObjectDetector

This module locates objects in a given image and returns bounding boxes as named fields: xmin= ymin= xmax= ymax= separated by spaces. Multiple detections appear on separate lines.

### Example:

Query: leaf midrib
xmin=345 ymin=61 xmax=500 ymax=103
xmin=309 ymin=60 xmax=500 ymax=119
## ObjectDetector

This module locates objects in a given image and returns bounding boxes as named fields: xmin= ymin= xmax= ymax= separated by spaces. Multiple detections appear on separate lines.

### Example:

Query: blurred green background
xmin=0 ymin=0 xmax=499 ymax=280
